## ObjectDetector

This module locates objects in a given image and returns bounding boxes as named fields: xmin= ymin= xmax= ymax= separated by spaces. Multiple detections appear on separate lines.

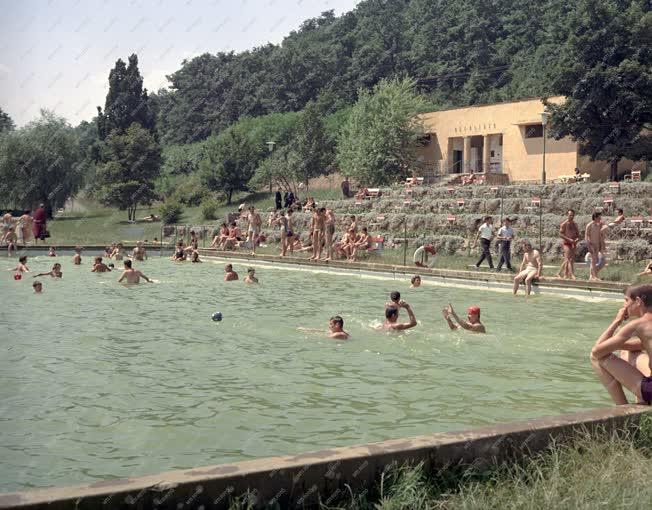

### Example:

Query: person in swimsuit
xmin=442 ymin=304 xmax=486 ymax=333
xmin=322 ymin=208 xmax=336 ymax=261
xmin=210 ymin=223 xmax=229 ymax=249
xmin=275 ymin=210 xmax=292 ymax=257
xmin=310 ymin=208 xmax=325 ymax=260
xmin=513 ymin=240 xmax=542 ymax=296
xmin=223 ymin=222 xmax=240 ymax=250
xmin=410 ymin=275 xmax=421 ymax=288
xmin=33 ymin=281 xmax=43 ymax=293
xmin=184 ymin=231 xmax=199 ymax=254
xmin=34 ymin=262 xmax=62 ymax=278
xmin=91 ymin=257 xmax=111 ymax=272
xmin=244 ymin=267 xmax=259 ymax=284
xmin=9 ymin=255 xmax=29 ymax=273
xmin=382 ymin=300 xmax=417 ymax=331
xmin=585 ymin=212 xmax=605 ymax=281
xmin=224 ymin=263 xmax=239 ymax=281
xmin=132 ymin=241 xmax=147 ymax=261
xmin=72 ymin=247 xmax=83 ymax=265
xmin=591 ymin=284 xmax=652 ymax=405
xmin=557 ymin=209 xmax=580 ymax=279
xmin=171 ymin=241 xmax=186 ymax=261
xmin=328 ymin=316 xmax=349 ymax=339
xmin=111 ymin=243 xmax=126 ymax=261
xmin=1 ymin=213 xmax=14 ymax=240
xmin=48 ymin=246 xmax=57 ymax=257
xmin=118 ymin=259 xmax=152 ymax=284
xmin=247 ymin=207 xmax=262 ymax=255
xmin=349 ymin=227 xmax=370 ymax=261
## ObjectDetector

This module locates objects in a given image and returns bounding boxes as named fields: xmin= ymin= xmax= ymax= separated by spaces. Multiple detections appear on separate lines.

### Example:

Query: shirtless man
xmin=210 ymin=223 xmax=229 ymax=249
xmin=328 ymin=316 xmax=349 ymax=339
xmin=322 ymin=208 xmax=336 ymax=261
xmin=223 ymin=222 xmax=240 ymax=250
xmin=72 ymin=246 xmax=83 ymax=265
xmin=34 ymin=262 xmax=62 ymax=278
xmin=308 ymin=208 xmax=324 ymax=260
xmin=590 ymin=284 xmax=652 ymax=405
xmin=244 ymin=267 xmax=258 ymax=284
xmin=33 ymin=281 xmax=43 ymax=293
xmin=10 ymin=255 xmax=29 ymax=273
xmin=383 ymin=300 xmax=417 ymax=331
xmin=132 ymin=241 xmax=148 ymax=261
xmin=91 ymin=256 xmax=111 ymax=272
xmin=513 ymin=240 xmax=542 ymax=296
xmin=585 ymin=212 xmax=605 ymax=281
xmin=117 ymin=259 xmax=152 ymax=284
xmin=224 ymin=263 xmax=239 ymax=281
xmin=557 ymin=209 xmax=580 ymax=279
xmin=442 ymin=304 xmax=486 ymax=333
xmin=608 ymin=208 xmax=626 ymax=227
xmin=350 ymin=227 xmax=370 ymax=261
xmin=247 ymin=207 xmax=262 ymax=255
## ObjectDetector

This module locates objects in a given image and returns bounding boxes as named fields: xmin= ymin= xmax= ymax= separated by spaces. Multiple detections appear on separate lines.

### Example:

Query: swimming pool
xmin=0 ymin=253 xmax=620 ymax=491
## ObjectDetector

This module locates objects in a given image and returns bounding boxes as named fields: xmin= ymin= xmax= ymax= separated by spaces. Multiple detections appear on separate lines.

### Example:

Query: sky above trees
xmin=0 ymin=0 xmax=361 ymax=127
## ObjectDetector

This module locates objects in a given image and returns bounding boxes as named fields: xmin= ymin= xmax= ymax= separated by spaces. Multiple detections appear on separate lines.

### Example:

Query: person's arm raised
xmin=393 ymin=302 xmax=417 ymax=330
xmin=443 ymin=307 xmax=459 ymax=330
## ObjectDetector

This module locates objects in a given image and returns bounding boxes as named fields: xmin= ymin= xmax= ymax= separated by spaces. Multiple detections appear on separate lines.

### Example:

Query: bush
xmin=159 ymin=202 xmax=183 ymax=224
xmin=201 ymin=199 xmax=220 ymax=220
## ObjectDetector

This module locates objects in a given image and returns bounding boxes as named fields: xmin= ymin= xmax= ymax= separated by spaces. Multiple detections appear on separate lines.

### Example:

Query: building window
xmin=524 ymin=124 xmax=543 ymax=138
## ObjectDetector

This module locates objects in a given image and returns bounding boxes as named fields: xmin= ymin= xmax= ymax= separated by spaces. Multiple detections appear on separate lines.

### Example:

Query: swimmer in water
xmin=9 ymin=255 xmax=29 ymax=272
xmin=244 ymin=267 xmax=258 ymax=284
xmin=48 ymin=246 xmax=57 ymax=257
xmin=34 ymin=262 xmax=62 ymax=278
xmin=298 ymin=315 xmax=349 ymax=340
xmin=91 ymin=256 xmax=111 ymax=272
xmin=385 ymin=290 xmax=401 ymax=311
xmin=442 ymin=304 xmax=486 ymax=333
xmin=382 ymin=300 xmax=417 ymax=331
xmin=72 ymin=246 xmax=83 ymax=265
xmin=32 ymin=281 xmax=42 ymax=293
xmin=117 ymin=259 xmax=152 ymax=284
xmin=224 ymin=263 xmax=239 ymax=281
xmin=132 ymin=241 xmax=147 ymax=261
xmin=410 ymin=275 xmax=421 ymax=288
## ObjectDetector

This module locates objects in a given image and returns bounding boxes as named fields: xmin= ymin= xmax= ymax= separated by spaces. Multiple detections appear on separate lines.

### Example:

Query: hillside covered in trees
xmin=153 ymin=0 xmax=580 ymax=145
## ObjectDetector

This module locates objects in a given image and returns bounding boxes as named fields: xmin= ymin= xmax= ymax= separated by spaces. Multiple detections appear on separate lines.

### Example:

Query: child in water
xmin=34 ymin=263 xmax=62 ymax=278
xmin=244 ymin=267 xmax=259 ymax=284
xmin=91 ymin=256 xmax=111 ymax=272
xmin=72 ymin=246 xmax=83 ymax=264
xmin=32 ymin=281 xmax=42 ymax=293
xmin=9 ymin=256 xmax=29 ymax=272
xmin=48 ymin=246 xmax=57 ymax=257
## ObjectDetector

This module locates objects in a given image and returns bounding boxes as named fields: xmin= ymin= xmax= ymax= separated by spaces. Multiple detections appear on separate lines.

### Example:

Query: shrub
xmin=159 ymin=201 xmax=183 ymax=224
xmin=201 ymin=199 xmax=220 ymax=220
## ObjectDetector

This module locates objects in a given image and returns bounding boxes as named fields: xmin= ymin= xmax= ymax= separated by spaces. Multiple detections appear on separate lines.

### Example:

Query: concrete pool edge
xmin=198 ymin=249 xmax=628 ymax=297
xmin=1 ymin=405 xmax=649 ymax=509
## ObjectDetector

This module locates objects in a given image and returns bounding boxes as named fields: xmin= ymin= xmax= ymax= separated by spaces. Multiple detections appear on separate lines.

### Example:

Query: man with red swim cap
xmin=442 ymin=303 xmax=486 ymax=333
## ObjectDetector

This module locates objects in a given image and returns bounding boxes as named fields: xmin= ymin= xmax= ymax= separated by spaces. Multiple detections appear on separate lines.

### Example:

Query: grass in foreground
xmin=227 ymin=417 xmax=652 ymax=510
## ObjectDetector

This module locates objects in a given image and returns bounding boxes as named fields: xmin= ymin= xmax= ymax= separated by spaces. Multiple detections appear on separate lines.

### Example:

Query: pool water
xmin=0 ymin=253 xmax=619 ymax=491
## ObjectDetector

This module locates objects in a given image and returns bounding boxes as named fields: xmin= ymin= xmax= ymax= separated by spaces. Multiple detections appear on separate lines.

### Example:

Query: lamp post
xmin=540 ymin=112 xmax=550 ymax=185
xmin=265 ymin=141 xmax=275 ymax=193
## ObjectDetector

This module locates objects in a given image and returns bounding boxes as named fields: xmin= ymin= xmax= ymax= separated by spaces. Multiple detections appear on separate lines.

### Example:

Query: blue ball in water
xmin=211 ymin=312 xmax=223 ymax=322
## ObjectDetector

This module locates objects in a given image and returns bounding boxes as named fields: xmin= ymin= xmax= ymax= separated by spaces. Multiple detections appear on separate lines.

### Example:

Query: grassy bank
xmin=225 ymin=417 xmax=652 ymax=509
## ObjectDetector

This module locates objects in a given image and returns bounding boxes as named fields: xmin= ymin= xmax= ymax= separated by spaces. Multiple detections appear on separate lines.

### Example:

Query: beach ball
xmin=211 ymin=312 xmax=223 ymax=322
xmin=13 ymin=273 xmax=22 ymax=280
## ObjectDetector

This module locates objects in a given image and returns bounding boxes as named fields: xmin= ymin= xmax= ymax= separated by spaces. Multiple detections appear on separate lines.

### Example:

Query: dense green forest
xmin=1 ymin=0 xmax=650 ymax=216
xmin=153 ymin=0 xmax=578 ymax=145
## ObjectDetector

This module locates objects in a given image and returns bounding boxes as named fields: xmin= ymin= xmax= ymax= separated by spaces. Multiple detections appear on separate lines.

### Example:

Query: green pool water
xmin=0 ymin=253 xmax=620 ymax=491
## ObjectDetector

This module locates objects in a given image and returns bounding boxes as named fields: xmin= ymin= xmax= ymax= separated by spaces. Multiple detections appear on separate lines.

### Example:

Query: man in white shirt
xmin=496 ymin=218 xmax=514 ymax=272
xmin=413 ymin=244 xmax=436 ymax=267
xmin=474 ymin=216 xmax=494 ymax=269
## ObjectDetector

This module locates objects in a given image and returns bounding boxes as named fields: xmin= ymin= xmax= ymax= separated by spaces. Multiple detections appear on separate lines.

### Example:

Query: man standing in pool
xmin=117 ymin=259 xmax=152 ymax=284
xmin=591 ymin=284 xmax=652 ymax=405
xmin=224 ymin=264 xmax=239 ymax=281
xmin=442 ymin=304 xmax=486 ymax=333
xmin=383 ymin=300 xmax=417 ymax=331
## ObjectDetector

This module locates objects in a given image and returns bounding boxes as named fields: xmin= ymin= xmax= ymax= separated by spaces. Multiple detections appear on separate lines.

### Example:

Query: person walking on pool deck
xmin=382 ymin=300 xmax=417 ymax=331
xmin=117 ymin=259 xmax=152 ymax=284
xmin=513 ymin=240 xmax=542 ymax=296
xmin=591 ymin=284 xmax=652 ymax=405
xmin=496 ymin=218 xmax=514 ymax=272
xmin=474 ymin=216 xmax=495 ymax=269
xmin=442 ymin=304 xmax=486 ymax=333
xmin=557 ymin=209 xmax=580 ymax=280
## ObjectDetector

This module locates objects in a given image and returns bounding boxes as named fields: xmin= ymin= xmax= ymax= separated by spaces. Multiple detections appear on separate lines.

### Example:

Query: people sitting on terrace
xmin=349 ymin=227 xmax=371 ymax=261
xmin=303 ymin=197 xmax=316 ymax=211
xmin=442 ymin=304 xmax=485 ymax=333
xmin=210 ymin=223 xmax=230 ymax=249
xmin=35 ymin=262 xmax=63 ymax=278
xmin=461 ymin=174 xmax=476 ymax=186
xmin=222 ymin=222 xmax=241 ymax=250
xmin=607 ymin=208 xmax=626 ymax=227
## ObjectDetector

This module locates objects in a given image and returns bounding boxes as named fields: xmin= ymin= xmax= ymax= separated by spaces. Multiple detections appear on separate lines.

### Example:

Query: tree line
xmin=0 ymin=0 xmax=649 ymax=219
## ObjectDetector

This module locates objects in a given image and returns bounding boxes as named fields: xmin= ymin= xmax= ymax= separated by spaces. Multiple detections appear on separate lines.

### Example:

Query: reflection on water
xmin=0 ymin=254 xmax=617 ymax=491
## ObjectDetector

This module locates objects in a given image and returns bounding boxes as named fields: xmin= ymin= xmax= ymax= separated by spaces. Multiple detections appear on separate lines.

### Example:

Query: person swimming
xmin=442 ymin=304 xmax=486 ymax=333
xmin=33 ymin=263 xmax=62 ymax=278
xmin=244 ymin=267 xmax=258 ymax=284
xmin=117 ymin=259 xmax=152 ymax=284
xmin=382 ymin=300 xmax=417 ymax=331
xmin=410 ymin=275 xmax=421 ymax=288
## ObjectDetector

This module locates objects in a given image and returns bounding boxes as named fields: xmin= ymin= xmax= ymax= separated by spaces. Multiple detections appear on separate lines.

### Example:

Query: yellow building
xmin=416 ymin=96 xmax=644 ymax=182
